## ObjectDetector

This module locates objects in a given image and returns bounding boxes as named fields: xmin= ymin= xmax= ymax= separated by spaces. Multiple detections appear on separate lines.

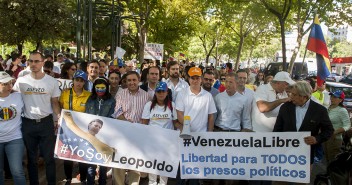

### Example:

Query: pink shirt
xmin=113 ymin=88 xmax=150 ymax=123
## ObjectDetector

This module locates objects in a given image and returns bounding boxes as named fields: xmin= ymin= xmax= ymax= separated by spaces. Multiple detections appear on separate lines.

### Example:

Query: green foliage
xmin=0 ymin=0 xmax=351 ymax=64
xmin=0 ymin=0 xmax=74 ymax=50
xmin=329 ymin=39 xmax=352 ymax=58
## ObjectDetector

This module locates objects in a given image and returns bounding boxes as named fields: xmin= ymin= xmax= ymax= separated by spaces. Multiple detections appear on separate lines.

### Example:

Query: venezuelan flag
xmin=306 ymin=15 xmax=331 ymax=86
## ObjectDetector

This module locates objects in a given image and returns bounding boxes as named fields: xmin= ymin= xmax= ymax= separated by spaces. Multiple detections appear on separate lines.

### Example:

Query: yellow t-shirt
xmin=245 ymin=84 xmax=256 ymax=91
xmin=59 ymin=88 xmax=91 ymax=112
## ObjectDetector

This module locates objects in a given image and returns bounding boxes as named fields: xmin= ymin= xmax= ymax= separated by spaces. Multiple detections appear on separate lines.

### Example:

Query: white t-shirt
xmin=164 ymin=78 xmax=189 ymax=102
xmin=18 ymin=67 xmax=31 ymax=78
xmin=251 ymin=83 xmax=288 ymax=132
xmin=142 ymin=101 xmax=177 ymax=130
xmin=175 ymin=87 xmax=217 ymax=132
xmin=0 ymin=92 xmax=24 ymax=142
xmin=13 ymin=74 xmax=61 ymax=119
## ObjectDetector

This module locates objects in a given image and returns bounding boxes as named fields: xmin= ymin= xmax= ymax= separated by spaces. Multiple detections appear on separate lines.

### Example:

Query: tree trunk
xmin=247 ymin=45 xmax=255 ymax=67
xmin=205 ymin=54 xmax=210 ymax=64
xmin=279 ymin=19 xmax=287 ymax=71
xmin=17 ymin=44 xmax=23 ymax=55
xmin=137 ymin=23 xmax=147 ymax=63
xmin=288 ymin=30 xmax=303 ymax=74
xmin=35 ymin=41 xmax=42 ymax=52
xmin=235 ymin=36 xmax=244 ymax=71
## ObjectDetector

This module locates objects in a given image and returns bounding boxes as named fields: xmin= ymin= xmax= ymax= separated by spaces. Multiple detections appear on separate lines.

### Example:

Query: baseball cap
xmin=0 ymin=72 xmax=14 ymax=83
xmin=57 ymin=53 xmax=64 ymax=57
xmin=221 ymin=63 xmax=226 ymax=69
xmin=330 ymin=90 xmax=345 ymax=99
xmin=155 ymin=82 xmax=168 ymax=92
xmin=73 ymin=70 xmax=88 ymax=81
xmin=273 ymin=71 xmax=295 ymax=85
xmin=188 ymin=67 xmax=202 ymax=77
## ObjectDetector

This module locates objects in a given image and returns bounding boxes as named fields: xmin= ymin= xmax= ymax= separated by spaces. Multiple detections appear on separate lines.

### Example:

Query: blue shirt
xmin=295 ymin=99 xmax=310 ymax=130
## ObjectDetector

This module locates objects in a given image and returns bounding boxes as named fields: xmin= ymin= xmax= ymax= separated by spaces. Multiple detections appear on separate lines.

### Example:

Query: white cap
xmin=0 ymin=72 xmax=14 ymax=83
xmin=273 ymin=71 xmax=295 ymax=85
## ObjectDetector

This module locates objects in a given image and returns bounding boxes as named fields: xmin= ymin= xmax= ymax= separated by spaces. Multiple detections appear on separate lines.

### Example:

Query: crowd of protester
xmin=0 ymin=49 xmax=350 ymax=185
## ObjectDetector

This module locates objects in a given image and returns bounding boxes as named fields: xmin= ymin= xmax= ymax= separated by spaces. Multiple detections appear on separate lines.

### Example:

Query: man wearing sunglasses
xmin=202 ymin=70 xmax=219 ymax=97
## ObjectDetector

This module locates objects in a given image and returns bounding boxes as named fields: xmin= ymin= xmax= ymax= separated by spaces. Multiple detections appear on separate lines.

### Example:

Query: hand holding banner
xmin=55 ymin=110 xmax=179 ymax=177
xmin=180 ymin=132 xmax=311 ymax=183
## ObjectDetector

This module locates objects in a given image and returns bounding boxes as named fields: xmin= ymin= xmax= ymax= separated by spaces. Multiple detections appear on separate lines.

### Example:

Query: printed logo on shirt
xmin=0 ymin=106 xmax=17 ymax=121
xmin=24 ymin=87 xmax=46 ymax=95
xmin=151 ymin=113 xmax=170 ymax=120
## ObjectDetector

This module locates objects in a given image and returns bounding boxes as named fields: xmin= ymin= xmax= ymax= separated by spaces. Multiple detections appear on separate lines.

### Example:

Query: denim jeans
xmin=87 ymin=165 xmax=107 ymax=185
xmin=0 ymin=138 xmax=26 ymax=185
xmin=22 ymin=116 xmax=56 ymax=185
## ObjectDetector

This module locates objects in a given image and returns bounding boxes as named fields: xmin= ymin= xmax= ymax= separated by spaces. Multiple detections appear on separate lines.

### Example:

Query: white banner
xmin=144 ymin=43 xmax=164 ymax=61
xmin=180 ymin=132 xmax=310 ymax=183
xmin=57 ymin=79 xmax=72 ymax=91
xmin=55 ymin=110 xmax=179 ymax=178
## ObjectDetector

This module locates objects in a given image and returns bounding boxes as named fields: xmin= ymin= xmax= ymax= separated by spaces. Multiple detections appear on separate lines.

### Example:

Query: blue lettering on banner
xmin=261 ymin=154 xmax=306 ymax=165
xmin=182 ymin=153 xmax=228 ymax=163
xmin=249 ymin=166 xmax=306 ymax=179
xmin=181 ymin=154 xmax=308 ymax=179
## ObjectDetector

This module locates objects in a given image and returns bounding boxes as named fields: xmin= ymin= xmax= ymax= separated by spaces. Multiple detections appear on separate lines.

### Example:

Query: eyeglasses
xmin=220 ymin=78 xmax=226 ymax=81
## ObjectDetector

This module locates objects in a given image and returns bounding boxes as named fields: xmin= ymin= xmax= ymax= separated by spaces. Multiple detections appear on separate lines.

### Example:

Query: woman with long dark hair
xmin=108 ymin=70 xmax=122 ymax=98
xmin=84 ymin=77 xmax=115 ymax=185
xmin=60 ymin=63 xmax=77 ymax=80
xmin=141 ymin=82 xmax=177 ymax=185
xmin=254 ymin=71 xmax=265 ymax=87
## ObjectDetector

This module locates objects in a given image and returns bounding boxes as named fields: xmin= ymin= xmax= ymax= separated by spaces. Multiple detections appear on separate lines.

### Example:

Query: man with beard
xmin=164 ymin=61 xmax=189 ymax=102
xmin=202 ymin=70 xmax=219 ymax=97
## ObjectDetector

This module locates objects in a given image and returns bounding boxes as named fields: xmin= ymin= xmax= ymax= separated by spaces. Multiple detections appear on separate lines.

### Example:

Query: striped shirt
xmin=113 ymin=88 xmax=150 ymax=123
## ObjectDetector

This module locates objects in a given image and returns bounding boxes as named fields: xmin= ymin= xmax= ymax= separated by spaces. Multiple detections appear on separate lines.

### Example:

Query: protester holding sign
xmin=112 ymin=71 xmax=150 ymax=185
xmin=141 ymin=81 xmax=177 ymax=185
xmin=274 ymin=81 xmax=334 ymax=171
xmin=85 ymin=77 xmax=116 ymax=185
xmin=59 ymin=70 xmax=91 ymax=184
xmin=0 ymin=72 xmax=26 ymax=185
xmin=175 ymin=67 xmax=217 ymax=185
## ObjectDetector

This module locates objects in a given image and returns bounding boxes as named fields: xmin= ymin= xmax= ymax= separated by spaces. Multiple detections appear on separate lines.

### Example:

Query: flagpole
xmin=301 ymin=20 xmax=315 ymax=76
